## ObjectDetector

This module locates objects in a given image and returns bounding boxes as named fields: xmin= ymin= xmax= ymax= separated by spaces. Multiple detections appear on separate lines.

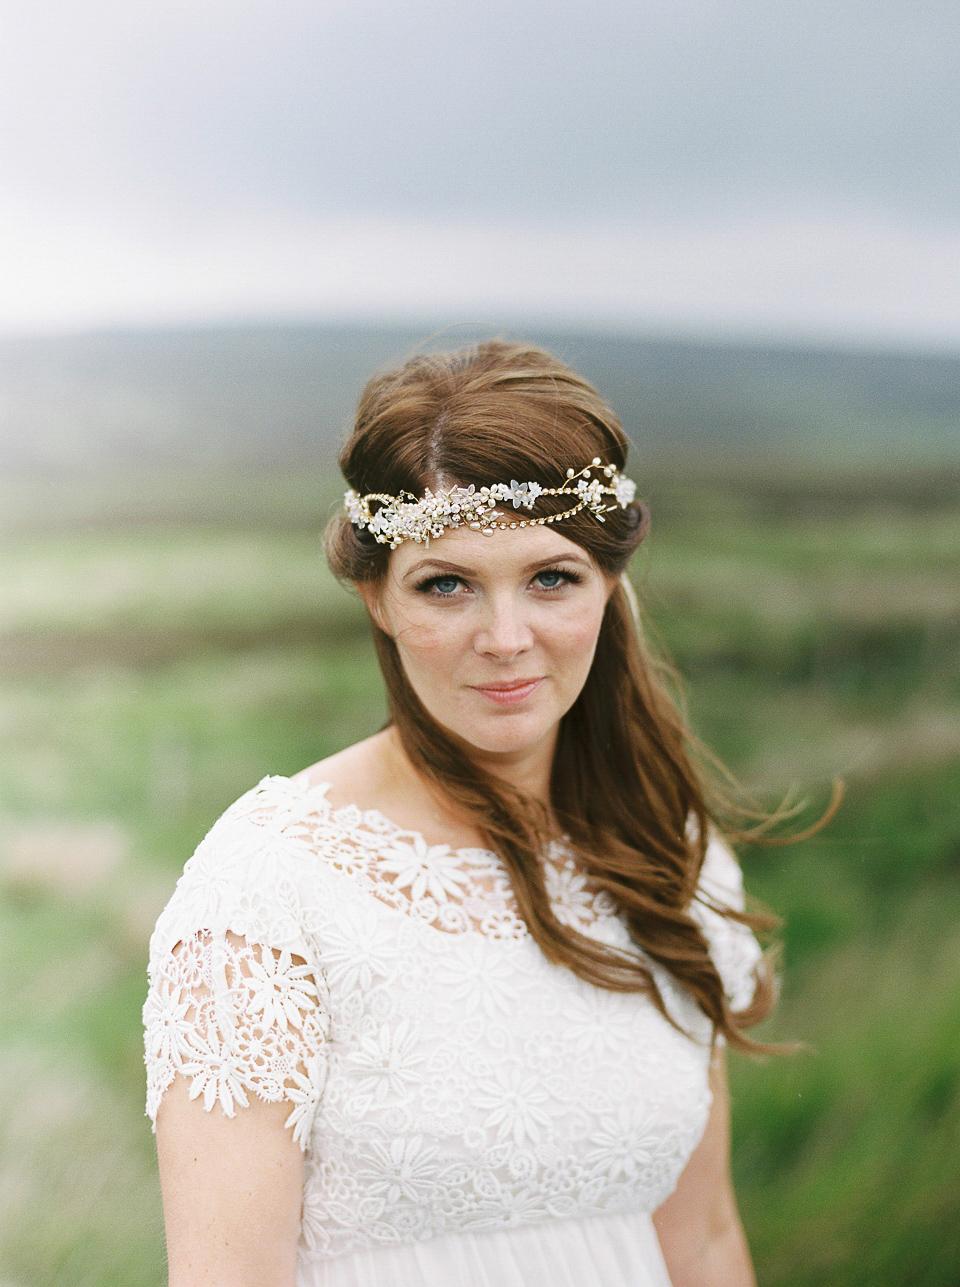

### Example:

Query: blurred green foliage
xmin=0 ymin=466 xmax=957 ymax=1286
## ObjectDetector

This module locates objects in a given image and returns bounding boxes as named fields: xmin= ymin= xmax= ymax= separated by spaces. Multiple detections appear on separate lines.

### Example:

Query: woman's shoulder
xmin=188 ymin=731 xmax=396 ymax=870
xmin=288 ymin=731 xmax=393 ymax=811
xmin=148 ymin=741 xmax=396 ymax=956
xmin=187 ymin=772 xmax=334 ymax=871
xmin=293 ymin=730 xmax=488 ymax=851
xmin=696 ymin=833 xmax=747 ymax=908
xmin=148 ymin=775 xmax=326 ymax=956
xmin=691 ymin=832 xmax=763 ymax=1013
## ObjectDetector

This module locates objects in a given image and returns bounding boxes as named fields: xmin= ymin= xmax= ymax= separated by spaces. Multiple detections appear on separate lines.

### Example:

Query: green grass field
xmin=0 ymin=467 xmax=957 ymax=1286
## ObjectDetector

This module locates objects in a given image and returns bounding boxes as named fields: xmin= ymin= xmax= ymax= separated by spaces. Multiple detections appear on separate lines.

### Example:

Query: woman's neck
xmin=470 ymin=738 xmax=557 ymax=810
xmin=385 ymin=724 xmax=557 ymax=812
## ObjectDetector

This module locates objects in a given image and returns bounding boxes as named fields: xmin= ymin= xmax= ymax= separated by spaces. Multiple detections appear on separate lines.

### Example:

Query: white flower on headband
xmin=614 ymin=475 xmax=637 ymax=507
xmin=489 ymin=480 xmax=543 ymax=509
xmin=343 ymin=459 xmax=637 ymax=549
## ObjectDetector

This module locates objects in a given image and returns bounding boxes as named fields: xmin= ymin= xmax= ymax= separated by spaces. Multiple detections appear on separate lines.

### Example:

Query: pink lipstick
xmin=471 ymin=678 xmax=544 ymax=706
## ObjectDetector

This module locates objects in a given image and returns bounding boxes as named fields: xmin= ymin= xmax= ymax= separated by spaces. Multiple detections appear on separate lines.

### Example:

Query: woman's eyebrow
xmin=523 ymin=552 xmax=592 ymax=573
xmin=403 ymin=552 xmax=593 ymax=582
xmin=402 ymin=558 xmax=478 ymax=581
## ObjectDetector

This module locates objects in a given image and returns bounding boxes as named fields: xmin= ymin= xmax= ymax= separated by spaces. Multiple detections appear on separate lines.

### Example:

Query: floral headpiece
xmin=344 ymin=458 xmax=637 ymax=549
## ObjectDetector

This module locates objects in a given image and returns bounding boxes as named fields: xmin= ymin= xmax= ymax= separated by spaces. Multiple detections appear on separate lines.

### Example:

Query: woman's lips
xmin=471 ymin=678 xmax=544 ymax=706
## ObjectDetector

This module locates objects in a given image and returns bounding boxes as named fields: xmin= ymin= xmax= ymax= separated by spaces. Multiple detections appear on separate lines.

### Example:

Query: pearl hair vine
xmin=344 ymin=458 xmax=637 ymax=549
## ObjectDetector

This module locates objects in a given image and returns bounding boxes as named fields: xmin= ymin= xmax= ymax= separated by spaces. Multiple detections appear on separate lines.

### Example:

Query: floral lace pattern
xmin=144 ymin=932 xmax=329 ymax=1145
xmin=144 ymin=774 xmax=761 ymax=1263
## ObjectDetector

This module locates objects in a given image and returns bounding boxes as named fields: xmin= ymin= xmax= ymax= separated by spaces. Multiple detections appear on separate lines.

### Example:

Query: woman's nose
xmin=473 ymin=598 xmax=534 ymax=660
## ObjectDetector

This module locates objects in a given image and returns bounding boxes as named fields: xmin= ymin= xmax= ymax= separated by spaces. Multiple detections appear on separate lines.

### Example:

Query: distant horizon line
xmin=3 ymin=313 xmax=960 ymax=364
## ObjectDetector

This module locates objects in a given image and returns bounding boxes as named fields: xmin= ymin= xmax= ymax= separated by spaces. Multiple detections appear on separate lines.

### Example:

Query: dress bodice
xmin=143 ymin=774 xmax=760 ymax=1274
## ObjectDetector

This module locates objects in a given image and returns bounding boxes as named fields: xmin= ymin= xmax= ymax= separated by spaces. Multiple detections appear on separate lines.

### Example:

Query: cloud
xmin=3 ymin=202 xmax=958 ymax=348
xmin=1 ymin=0 xmax=958 ymax=338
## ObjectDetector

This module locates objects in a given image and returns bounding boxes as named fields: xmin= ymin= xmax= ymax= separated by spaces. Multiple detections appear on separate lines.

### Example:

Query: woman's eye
xmin=413 ymin=574 xmax=468 ymax=597
xmin=535 ymin=569 xmax=566 ymax=589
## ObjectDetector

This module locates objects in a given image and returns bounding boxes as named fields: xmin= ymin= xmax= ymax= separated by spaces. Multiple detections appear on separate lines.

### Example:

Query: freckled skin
xmin=366 ymin=525 xmax=613 ymax=769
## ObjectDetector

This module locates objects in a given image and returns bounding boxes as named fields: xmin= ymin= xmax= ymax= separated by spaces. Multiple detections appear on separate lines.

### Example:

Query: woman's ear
xmin=355 ymin=582 xmax=390 ymax=635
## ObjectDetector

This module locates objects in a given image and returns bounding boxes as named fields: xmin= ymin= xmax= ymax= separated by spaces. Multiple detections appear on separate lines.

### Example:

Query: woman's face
xmin=368 ymin=525 xmax=613 ymax=760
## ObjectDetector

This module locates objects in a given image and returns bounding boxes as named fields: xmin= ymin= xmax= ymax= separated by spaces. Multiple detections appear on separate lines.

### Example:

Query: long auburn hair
xmin=326 ymin=338 xmax=779 ymax=1051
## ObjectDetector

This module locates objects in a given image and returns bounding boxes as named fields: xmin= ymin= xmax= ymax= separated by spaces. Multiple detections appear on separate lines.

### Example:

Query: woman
xmin=144 ymin=340 xmax=774 ymax=1287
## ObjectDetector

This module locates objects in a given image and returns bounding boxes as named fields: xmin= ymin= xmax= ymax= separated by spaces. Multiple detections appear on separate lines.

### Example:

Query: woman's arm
xmin=156 ymin=1075 xmax=305 ymax=1287
xmin=652 ymin=1047 xmax=756 ymax=1287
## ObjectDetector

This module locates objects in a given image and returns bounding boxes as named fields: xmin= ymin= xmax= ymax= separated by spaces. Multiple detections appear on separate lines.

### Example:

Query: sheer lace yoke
xmin=242 ymin=775 xmax=622 ymax=941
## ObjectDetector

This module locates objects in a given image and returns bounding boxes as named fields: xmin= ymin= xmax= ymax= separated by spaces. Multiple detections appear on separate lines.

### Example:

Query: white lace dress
xmin=144 ymin=775 xmax=761 ymax=1287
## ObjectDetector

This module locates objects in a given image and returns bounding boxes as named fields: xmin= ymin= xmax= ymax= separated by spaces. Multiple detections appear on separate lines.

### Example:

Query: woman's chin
xmin=447 ymin=711 xmax=558 ymax=759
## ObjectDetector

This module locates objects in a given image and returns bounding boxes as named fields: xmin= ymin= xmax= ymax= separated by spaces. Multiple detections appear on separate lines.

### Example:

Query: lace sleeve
xmin=143 ymin=930 xmax=329 ymax=1150
xmin=691 ymin=836 xmax=763 ymax=1013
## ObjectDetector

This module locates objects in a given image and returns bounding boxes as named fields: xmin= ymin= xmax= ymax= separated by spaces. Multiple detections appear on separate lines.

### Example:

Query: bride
xmin=144 ymin=339 xmax=775 ymax=1286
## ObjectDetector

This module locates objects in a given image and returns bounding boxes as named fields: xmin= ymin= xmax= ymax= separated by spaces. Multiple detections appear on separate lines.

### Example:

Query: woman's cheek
xmin=396 ymin=617 xmax=468 ymax=670
xmin=547 ymin=601 xmax=606 ymax=660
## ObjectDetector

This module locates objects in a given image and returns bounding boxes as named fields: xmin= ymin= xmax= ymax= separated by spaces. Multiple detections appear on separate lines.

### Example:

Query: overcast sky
xmin=2 ymin=0 xmax=959 ymax=346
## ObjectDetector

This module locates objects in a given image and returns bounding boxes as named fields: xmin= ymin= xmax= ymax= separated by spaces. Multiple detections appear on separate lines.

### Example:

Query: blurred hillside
xmin=0 ymin=328 xmax=957 ymax=1286
xmin=1 ymin=324 xmax=959 ymax=471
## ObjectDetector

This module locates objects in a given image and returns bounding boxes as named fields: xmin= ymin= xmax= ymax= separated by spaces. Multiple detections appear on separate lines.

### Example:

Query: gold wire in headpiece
xmin=344 ymin=459 xmax=637 ymax=549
